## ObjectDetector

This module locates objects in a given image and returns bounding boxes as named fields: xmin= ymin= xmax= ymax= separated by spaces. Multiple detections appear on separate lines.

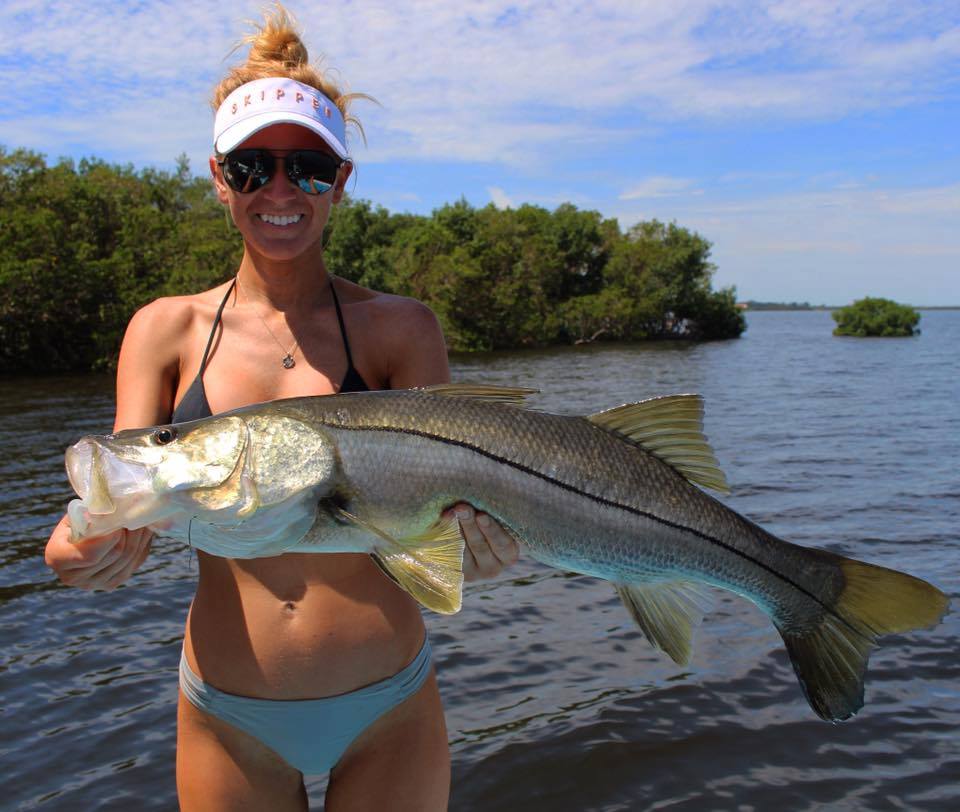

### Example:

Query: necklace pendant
xmin=282 ymin=354 xmax=296 ymax=369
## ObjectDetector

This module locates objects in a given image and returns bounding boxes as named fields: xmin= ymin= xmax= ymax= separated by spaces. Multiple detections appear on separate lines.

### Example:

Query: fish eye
xmin=152 ymin=427 xmax=178 ymax=445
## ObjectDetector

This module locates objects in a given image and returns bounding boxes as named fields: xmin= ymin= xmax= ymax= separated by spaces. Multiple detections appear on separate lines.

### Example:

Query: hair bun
xmin=247 ymin=27 xmax=309 ymax=69
xmin=213 ymin=3 xmax=372 ymax=147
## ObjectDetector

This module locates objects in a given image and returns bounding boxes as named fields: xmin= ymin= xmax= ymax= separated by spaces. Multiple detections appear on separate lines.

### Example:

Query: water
xmin=2 ymin=311 xmax=958 ymax=810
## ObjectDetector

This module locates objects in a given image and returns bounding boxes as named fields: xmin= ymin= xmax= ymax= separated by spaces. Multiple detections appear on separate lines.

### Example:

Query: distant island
xmin=739 ymin=301 xmax=825 ymax=311
xmin=739 ymin=301 xmax=959 ymax=311
xmin=832 ymin=297 xmax=920 ymax=337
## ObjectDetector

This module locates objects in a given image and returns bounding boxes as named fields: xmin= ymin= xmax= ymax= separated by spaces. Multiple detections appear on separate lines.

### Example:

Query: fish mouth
xmin=66 ymin=439 xmax=116 ymax=516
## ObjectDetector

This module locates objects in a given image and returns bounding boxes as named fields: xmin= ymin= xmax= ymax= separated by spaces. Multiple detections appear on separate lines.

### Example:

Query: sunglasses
xmin=218 ymin=149 xmax=347 ymax=195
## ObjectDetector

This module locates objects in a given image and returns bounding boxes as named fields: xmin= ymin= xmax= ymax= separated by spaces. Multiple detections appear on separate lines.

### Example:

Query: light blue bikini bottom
xmin=179 ymin=637 xmax=432 ymax=775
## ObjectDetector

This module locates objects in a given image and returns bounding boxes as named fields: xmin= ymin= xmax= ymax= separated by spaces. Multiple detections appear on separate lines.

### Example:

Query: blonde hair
xmin=212 ymin=3 xmax=369 ymax=143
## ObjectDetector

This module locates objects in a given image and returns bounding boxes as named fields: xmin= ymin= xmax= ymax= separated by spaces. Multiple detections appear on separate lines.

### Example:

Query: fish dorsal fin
xmin=420 ymin=383 xmax=538 ymax=406
xmin=615 ymin=580 xmax=713 ymax=666
xmin=588 ymin=395 xmax=730 ymax=493
xmin=332 ymin=507 xmax=465 ymax=614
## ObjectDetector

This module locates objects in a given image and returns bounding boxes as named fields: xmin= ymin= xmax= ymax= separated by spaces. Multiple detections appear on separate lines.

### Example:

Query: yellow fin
xmin=419 ymin=383 xmax=538 ymax=406
xmin=778 ymin=556 xmax=950 ymax=722
xmin=588 ymin=395 xmax=730 ymax=493
xmin=615 ymin=580 xmax=713 ymax=666
xmin=334 ymin=507 xmax=465 ymax=614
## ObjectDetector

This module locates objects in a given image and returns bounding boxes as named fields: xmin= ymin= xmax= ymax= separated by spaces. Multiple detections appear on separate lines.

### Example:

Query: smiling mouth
xmin=258 ymin=214 xmax=304 ymax=226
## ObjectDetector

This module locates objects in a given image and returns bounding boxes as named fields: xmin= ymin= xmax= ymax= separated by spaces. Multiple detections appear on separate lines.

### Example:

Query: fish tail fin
xmin=372 ymin=516 xmax=465 ymax=615
xmin=778 ymin=556 xmax=949 ymax=722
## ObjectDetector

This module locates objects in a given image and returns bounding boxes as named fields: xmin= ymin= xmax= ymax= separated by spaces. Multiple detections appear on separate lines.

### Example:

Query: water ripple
xmin=2 ymin=312 xmax=958 ymax=809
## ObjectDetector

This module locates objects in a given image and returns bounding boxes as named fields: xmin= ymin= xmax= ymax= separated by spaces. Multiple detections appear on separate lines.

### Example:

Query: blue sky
xmin=2 ymin=1 xmax=958 ymax=305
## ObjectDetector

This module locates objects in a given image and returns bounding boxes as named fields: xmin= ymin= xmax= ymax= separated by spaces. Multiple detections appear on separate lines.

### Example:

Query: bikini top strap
xmin=198 ymin=278 xmax=237 ymax=375
xmin=329 ymin=277 xmax=356 ymax=367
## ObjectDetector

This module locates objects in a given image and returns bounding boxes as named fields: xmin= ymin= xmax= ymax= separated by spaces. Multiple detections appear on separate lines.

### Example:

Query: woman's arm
xmin=44 ymin=298 xmax=190 ymax=589
xmin=384 ymin=299 xmax=520 ymax=582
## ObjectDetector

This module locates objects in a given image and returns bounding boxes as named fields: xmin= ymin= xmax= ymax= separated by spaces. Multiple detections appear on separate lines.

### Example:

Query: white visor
xmin=214 ymin=77 xmax=348 ymax=158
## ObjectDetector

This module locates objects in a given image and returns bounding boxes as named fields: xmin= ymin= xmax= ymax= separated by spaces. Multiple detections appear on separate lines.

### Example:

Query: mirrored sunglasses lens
xmin=289 ymin=152 xmax=339 ymax=195
xmin=224 ymin=151 xmax=272 ymax=193
xmin=297 ymin=177 xmax=335 ymax=194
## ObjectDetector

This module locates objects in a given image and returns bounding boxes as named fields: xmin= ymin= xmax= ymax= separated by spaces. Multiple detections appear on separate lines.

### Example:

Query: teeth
xmin=259 ymin=214 xmax=303 ymax=226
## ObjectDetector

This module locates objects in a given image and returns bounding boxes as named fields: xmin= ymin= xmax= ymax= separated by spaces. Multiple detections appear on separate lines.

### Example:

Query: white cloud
xmin=616 ymin=180 xmax=960 ymax=303
xmin=488 ymin=186 xmax=514 ymax=209
xmin=1 ymin=1 xmax=958 ymax=166
xmin=620 ymin=176 xmax=700 ymax=200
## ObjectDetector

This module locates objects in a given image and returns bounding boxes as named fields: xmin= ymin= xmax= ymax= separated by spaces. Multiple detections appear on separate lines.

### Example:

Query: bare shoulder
xmin=335 ymin=279 xmax=443 ymax=338
xmin=375 ymin=292 xmax=443 ymax=336
xmin=115 ymin=283 xmax=235 ymax=428
xmin=123 ymin=284 xmax=233 ymax=356
xmin=333 ymin=279 xmax=448 ymax=388
xmin=124 ymin=295 xmax=194 ymax=352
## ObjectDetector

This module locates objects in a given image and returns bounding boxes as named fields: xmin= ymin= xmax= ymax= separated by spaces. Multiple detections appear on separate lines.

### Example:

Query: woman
xmin=44 ymin=7 xmax=518 ymax=810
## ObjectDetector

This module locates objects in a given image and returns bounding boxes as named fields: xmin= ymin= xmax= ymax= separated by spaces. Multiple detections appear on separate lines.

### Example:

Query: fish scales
xmin=63 ymin=386 xmax=950 ymax=721
xmin=291 ymin=391 xmax=842 ymax=626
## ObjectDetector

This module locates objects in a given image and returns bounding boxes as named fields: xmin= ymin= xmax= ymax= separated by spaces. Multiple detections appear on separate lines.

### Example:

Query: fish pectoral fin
xmin=333 ymin=507 xmax=465 ymax=615
xmin=616 ymin=580 xmax=713 ymax=666
xmin=419 ymin=383 xmax=538 ymax=406
xmin=588 ymin=395 xmax=730 ymax=494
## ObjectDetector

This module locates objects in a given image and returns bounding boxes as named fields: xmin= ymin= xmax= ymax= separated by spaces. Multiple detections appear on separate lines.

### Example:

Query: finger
xmin=102 ymin=529 xmax=156 ymax=590
xmin=458 ymin=532 xmax=482 ymax=583
xmin=62 ymin=547 xmax=126 ymax=587
xmin=51 ymin=527 xmax=117 ymax=572
xmin=456 ymin=505 xmax=500 ymax=581
xmin=100 ymin=552 xmax=141 ymax=591
xmin=126 ymin=529 xmax=153 ymax=575
xmin=475 ymin=513 xmax=520 ymax=567
xmin=462 ymin=550 xmax=485 ymax=583
xmin=132 ymin=530 xmax=154 ymax=568
xmin=75 ymin=536 xmax=131 ymax=585
xmin=65 ymin=530 xmax=126 ymax=568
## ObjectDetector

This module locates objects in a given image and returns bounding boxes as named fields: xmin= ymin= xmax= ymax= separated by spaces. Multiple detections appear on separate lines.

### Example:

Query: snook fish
xmin=65 ymin=385 xmax=948 ymax=722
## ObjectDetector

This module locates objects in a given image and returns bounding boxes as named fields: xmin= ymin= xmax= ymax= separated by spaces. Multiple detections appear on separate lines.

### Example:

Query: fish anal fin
xmin=334 ymin=507 xmax=465 ymax=614
xmin=419 ymin=383 xmax=538 ymax=406
xmin=588 ymin=395 xmax=730 ymax=494
xmin=616 ymin=580 xmax=713 ymax=666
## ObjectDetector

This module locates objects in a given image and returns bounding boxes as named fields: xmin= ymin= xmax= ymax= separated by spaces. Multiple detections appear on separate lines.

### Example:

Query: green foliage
xmin=0 ymin=147 xmax=238 ymax=372
xmin=1 ymin=147 xmax=745 ymax=372
xmin=832 ymin=297 xmax=920 ymax=337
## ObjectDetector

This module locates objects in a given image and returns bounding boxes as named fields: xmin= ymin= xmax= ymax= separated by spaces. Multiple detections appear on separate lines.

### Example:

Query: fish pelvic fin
xmin=419 ymin=383 xmax=539 ymax=406
xmin=335 ymin=508 xmax=465 ymax=614
xmin=587 ymin=395 xmax=730 ymax=494
xmin=616 ymin=580 xmax=713 ymax=666
xmin=778 ymin=556 xmax=949 ymax=723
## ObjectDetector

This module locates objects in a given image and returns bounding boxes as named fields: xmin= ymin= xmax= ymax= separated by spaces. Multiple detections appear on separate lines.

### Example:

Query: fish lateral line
xmin=324 ymin=420 xmax=862 ymax=635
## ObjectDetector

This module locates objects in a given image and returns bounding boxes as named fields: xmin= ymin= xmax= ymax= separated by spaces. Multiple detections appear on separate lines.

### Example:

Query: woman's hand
xmin=44 ymin=514 xmax=153 ymax=591
xmin=447 ymin=504 xmax=520 ymax=582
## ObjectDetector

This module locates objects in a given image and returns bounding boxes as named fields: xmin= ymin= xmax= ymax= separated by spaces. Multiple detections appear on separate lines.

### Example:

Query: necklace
xmin=235 ymin=275 xmax=299 ymax=369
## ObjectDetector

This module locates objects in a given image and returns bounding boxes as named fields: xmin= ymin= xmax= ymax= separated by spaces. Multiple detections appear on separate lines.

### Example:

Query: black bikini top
xmin=171 ymin=277 xmax=370 ymax=424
